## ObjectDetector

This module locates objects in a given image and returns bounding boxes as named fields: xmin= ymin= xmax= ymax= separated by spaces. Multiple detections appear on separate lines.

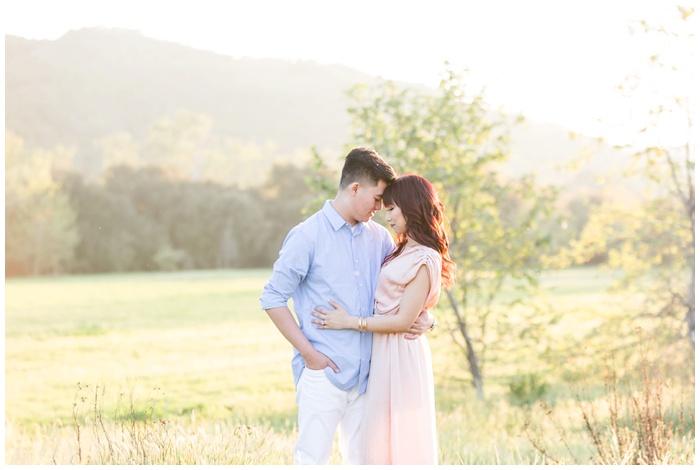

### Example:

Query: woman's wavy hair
xmin=382 ymin=174 xmax=455 ymax=289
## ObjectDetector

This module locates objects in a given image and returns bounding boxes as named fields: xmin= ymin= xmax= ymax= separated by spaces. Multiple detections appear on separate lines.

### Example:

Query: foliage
xmin=302 ymin=146 xmax=342 ymax=216
xmin=88 ymin=110 xmax=310 ymax=189
xmin=570 ymin=5 xmax=695 ymax=344
xmin=5 ymin=148 xmax=311 ymax=276
xmin=5 ymin=119 xmax=319 ymax=277
xmin=5 ymin=131 xmax=79 ymax=275
xmin=4 ymin=106 xmax=327 ymax=276
xmin=345 ymin=66 xmax=564 ymax=397
xmin=507 ymin=372 xmax=550 ymax=407
xmin=48 ymin=162 xmax=313 ymax=274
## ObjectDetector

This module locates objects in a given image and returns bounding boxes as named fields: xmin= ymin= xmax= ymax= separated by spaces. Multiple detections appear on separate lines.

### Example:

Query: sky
xmin=3 ymin=0 xmax=697 ymax=144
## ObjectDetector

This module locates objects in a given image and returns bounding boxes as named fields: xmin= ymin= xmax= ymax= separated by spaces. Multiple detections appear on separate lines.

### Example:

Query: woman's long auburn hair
xmin=382 ymin=174 xmax=456 ymax=289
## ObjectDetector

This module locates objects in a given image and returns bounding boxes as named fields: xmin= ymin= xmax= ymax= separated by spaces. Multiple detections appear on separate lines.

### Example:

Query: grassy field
xmin=4 ymin=267 xmax=695 ymax=464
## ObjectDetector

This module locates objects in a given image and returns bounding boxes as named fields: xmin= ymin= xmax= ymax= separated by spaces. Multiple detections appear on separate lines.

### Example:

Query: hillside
xmin=6 ymin=28 xmax=372 ymax=151
xmin=5 ymin=27 xmax=627 ymax=191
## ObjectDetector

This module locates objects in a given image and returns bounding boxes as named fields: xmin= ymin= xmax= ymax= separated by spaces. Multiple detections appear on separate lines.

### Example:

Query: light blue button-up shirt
xmin=260 ymin=200 xmax=395 ymax=394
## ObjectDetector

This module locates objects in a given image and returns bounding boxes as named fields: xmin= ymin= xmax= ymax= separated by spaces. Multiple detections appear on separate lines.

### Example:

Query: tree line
xmin=6 ymin=130 xmax=317 ymax=276
xmin=6 ymin=123 xmax=596 ymax=280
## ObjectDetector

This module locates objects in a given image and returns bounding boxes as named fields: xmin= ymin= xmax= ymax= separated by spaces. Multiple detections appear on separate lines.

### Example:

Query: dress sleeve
xmin=402 ymin=249 xmax=442 ymax=298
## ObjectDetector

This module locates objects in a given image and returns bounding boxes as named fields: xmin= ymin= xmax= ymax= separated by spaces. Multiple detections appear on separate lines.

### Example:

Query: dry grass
xmin=523 ymin=350 xmax=695 ymax=465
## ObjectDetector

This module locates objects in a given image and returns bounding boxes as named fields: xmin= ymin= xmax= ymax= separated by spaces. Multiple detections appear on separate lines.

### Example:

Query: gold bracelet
xmin=358 ymin=317 xmax=367 ymax=332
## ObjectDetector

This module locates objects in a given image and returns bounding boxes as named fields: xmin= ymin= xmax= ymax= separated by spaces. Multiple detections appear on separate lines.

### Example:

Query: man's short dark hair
xmin=339 ymin=147 xmax=396 ymax=189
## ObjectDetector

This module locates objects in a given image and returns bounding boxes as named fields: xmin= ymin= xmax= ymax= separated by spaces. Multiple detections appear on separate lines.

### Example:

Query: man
xmin=260 ymin=147 xmax=435 ymax=464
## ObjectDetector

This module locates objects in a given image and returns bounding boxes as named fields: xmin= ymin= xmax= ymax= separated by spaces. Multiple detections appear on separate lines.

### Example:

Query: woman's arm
xmin=312 ymin=264 xmax=430 ymax=334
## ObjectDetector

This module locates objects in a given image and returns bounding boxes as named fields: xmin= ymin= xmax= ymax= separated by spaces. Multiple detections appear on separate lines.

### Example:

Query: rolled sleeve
xmin=260 ymin=227 xmax=311 ymax=310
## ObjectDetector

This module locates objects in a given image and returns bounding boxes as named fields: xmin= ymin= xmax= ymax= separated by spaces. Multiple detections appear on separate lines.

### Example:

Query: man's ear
xmin=350 ymin=182 xmax=360 ymax=196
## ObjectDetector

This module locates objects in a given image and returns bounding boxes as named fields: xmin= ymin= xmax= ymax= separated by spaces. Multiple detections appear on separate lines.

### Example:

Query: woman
xmin=312 ymin=174 xmax=455 ymax=465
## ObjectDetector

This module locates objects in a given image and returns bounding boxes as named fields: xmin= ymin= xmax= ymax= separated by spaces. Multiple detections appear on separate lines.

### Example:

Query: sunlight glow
xmin=3 ymin=0 xmax=696 ymax=145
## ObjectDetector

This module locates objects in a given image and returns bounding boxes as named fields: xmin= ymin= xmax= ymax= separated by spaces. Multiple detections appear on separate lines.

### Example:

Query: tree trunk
xmin=447 ymin=290 xmax=484 ymax=400
xmin=216 ymin=217 xmax=237 ymax=268
xmin=685 ymin=174 xmax=694 ymax=344
xmin=32 ymin=221 xmax=44 ymax=276
xmin=687 ymin=251 xmax=695 ymax=344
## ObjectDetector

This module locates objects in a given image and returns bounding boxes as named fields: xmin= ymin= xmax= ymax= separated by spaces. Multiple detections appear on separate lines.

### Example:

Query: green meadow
xmin=4 ymin=268 xmax=694 ymax=464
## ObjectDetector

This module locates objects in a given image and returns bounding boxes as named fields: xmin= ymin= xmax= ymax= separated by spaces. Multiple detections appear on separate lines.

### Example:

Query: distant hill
xmin=6 ymin=28 xmax=371 ymax=152
xmin=5 ymin=27 xmax=630 ymax=193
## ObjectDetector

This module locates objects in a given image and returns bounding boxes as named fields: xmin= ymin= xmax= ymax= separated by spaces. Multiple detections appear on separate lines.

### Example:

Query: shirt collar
xmin=323 ymin=200 xmax=366 ymax=233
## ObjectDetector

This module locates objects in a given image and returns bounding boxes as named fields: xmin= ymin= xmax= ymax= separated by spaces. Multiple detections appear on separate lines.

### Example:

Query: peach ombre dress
xmin=360 ymin=244 xmax=442 ymax=465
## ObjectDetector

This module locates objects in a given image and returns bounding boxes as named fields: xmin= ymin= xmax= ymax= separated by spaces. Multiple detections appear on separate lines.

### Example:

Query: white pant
xmin=294 ymin=367 xmax=365 ymax=465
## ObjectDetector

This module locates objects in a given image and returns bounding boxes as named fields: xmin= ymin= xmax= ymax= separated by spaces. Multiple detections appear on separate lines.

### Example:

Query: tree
xmin=344 ymin=67 xmax=561 ymax=398
xmin=143 ymin=110 xmax=214 ymax=181
xmin=257 ymin=162 xmax=316 ymax=265
xmin=572 ymin=5 xmax=695 ymax=347
xmin=5 ymin=132 xmax=79 ymax=276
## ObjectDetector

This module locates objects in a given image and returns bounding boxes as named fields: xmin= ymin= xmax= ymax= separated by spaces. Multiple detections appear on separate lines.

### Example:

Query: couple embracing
xmin=260 ymin=147 xmax=455 ymax=465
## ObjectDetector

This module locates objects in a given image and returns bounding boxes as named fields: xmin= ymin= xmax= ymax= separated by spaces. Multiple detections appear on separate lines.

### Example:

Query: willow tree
xmin=345 ymin=67 xmax=560 ymax=398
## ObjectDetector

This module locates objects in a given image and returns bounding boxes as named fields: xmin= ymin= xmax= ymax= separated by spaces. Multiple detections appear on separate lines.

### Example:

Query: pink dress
xmin=360 ymin=245 xmax=442 ymax=465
